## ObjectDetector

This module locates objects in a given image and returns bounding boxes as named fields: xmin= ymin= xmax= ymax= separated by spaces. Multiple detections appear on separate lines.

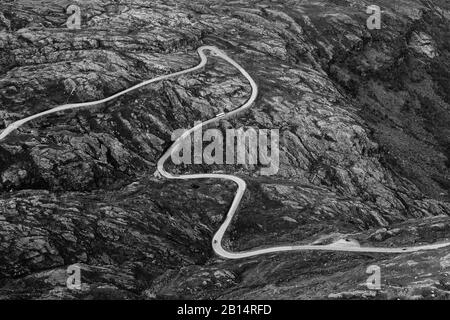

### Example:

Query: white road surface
xmin=1 ymin=45 xmax=449 ymax=259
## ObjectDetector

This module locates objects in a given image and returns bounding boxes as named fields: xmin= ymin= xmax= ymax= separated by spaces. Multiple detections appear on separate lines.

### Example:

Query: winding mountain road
xmin=1 ymin=45 xmax=449 ymax=259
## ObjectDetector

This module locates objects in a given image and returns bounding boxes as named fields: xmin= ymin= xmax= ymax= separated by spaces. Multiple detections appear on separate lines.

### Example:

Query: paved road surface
xmin=1 ymin=45 xmax=449 ymax=260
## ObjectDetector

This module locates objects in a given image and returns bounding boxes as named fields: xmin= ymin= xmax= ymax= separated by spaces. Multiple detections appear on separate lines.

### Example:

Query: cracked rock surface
xmin=0 ymin=0 xmax=449 ymax=299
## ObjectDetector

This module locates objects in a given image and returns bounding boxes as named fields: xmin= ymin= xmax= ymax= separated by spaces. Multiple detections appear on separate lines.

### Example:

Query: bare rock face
xmin=0 ymin=0 xmax=449 ymax=299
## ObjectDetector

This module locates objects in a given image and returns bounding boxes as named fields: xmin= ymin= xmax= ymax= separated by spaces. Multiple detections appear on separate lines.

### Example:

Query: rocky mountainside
xmin=0 ymin=0 xmax=449 ymax=299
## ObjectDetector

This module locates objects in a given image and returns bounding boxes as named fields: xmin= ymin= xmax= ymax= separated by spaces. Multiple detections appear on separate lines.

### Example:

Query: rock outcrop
xmin=0 ymin=0 xmax=449 ymax=299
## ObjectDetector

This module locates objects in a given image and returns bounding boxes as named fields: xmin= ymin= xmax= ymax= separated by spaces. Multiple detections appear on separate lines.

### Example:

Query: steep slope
xmin=0 ymin=0 xmax=449 ymax=299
